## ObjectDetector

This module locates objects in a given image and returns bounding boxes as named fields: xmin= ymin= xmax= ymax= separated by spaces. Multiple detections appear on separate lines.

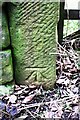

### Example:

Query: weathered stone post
xmin=8 ymin=2 xmax=59 ymax=89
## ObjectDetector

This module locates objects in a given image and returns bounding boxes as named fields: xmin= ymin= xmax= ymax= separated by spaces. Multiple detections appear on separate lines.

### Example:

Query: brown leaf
xmin=22 ymin=94 xmax=36 ymax=103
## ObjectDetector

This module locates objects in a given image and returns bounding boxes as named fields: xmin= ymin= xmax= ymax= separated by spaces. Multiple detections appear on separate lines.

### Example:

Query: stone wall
xmin=0 ymin=4 xmax=13 ymax=85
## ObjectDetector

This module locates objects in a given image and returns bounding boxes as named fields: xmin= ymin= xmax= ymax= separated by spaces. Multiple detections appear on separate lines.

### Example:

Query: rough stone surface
xmin=0 ymin=82 xmax=14 ymax=95
xmin=8 ymin=2 xmax=59 ymax=89
xmin=1 ymin=5 xmax=10 ymax=49
xmin=0 ymin=50 xmax=13 ymax=84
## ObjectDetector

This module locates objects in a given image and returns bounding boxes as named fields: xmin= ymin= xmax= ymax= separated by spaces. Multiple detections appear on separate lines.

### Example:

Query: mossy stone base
xmin=0 ymin=50 xmax=13 ymax=84
xmin=0 ymin=81 xmax=14 ymax=95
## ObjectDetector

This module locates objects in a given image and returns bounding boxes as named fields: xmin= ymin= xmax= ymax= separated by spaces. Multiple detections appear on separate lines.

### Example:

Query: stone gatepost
xmin=8 ymin=2 xmax=59 ymax=89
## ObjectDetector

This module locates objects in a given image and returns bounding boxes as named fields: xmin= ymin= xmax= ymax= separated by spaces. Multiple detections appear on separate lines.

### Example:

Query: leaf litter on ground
xmin=0 ymin=41 xmax=80 ymax=120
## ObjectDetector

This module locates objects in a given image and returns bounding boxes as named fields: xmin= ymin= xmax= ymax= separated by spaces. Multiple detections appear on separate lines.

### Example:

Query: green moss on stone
xmin=8 ymin=2 xmax=59 ymax=89
xmin=1 ymin=9 xmax=10 ymax=49
xmin=0 ymin=50 xmax=13 ymax=84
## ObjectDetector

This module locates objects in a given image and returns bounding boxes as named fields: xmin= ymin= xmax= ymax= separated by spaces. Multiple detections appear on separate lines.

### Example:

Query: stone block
xmin=0 ymin=4 xmax=10 ymax=49
xmin=0 ymin=50 xmax=13 ymax=84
